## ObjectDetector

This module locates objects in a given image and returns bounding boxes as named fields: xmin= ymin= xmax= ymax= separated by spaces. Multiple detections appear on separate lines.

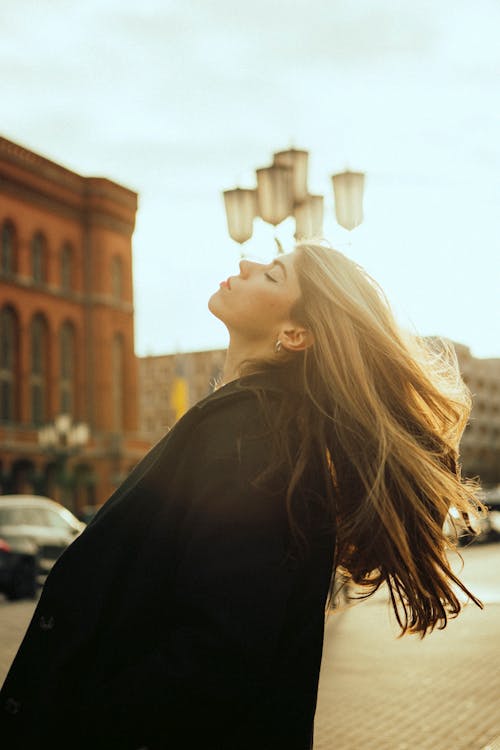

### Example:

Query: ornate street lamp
xmin=294 ymin=194 xmax=324 ymax=240
xmin=222 ymin=188 xmax=257 ymax=245
xmin=273 ymin=148 xmax=309 ymax=205
xmin=331 ymin=170 xmax=365 ymax=230
xmin=38 ymin=414 xmax=89 ymax=509
xmin=256 ymin=164 xmax=294 ymax=225
xmin=222 ymin=147 xmax=365 ymax=249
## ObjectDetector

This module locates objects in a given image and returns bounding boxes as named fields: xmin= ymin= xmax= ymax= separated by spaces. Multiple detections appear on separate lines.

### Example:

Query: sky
xmin=1 ymin=0 xmax=499 ymax=358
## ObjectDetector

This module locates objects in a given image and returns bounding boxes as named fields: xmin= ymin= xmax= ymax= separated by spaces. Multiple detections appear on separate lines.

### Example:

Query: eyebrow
xmin=271 ymin=259 xmax=287 ymax=278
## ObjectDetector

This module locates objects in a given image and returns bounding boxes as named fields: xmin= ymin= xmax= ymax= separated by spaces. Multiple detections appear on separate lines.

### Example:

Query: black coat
xmin=0 ymin=375 xmax=335 ymax=750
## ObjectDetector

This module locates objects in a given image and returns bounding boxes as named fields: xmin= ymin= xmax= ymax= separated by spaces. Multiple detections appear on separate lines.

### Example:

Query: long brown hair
xmin=241 ymin=241 xmax=486 ymax=638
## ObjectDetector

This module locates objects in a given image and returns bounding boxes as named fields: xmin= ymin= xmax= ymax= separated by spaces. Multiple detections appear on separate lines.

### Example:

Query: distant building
xmin=138 ymin=349 xmax=226 ymax=444
xmin=453 ymin=342 xmax=500 ymax=485
xmin=0 ymin=135 xmax=150 ymax=512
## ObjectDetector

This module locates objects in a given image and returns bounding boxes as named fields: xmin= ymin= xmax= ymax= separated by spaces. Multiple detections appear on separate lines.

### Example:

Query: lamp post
xmin=38 ymin=414 xmax=90 ymax=510
xmin=222 ymin=147 xmax=365 ymax=250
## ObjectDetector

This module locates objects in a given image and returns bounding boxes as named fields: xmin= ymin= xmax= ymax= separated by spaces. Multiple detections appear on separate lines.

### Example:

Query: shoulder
xmin=160 ymin=376 xmax=288 ymax=495
xmin=176 ymin=389 xmax=290 ymax=534
xmin=192 ymin=375 xmax=283 ymax=432
xmin=191 ymin=376 xmax=285 ymax=452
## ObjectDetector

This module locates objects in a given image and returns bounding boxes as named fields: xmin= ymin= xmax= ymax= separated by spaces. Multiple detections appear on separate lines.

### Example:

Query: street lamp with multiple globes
xmin=222 ymin=147 xmax=365 ymax=252
xmin=38 ymin=414 xmax=90 ymax=510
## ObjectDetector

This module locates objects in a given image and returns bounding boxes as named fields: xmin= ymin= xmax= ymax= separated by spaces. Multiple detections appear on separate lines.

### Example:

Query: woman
xmin=1 ymin=241 xmax=484 ymax=749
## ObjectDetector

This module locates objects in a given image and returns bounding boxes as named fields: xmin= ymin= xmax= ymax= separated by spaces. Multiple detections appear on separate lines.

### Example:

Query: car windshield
xmin=0 ymin=507 xmax=47 ymax=525
xmin=0 ymin=508 xmax=16 ymax=525
xmin=42 ymin=508 xmax=78 ymax=531
xmin=58 ymin=509 xmax=83 ymax=530
xmin=0 ymin=504 xmax=83 ymax=525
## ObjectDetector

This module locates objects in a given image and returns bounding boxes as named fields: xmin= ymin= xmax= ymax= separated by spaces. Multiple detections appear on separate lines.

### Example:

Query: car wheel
xmin=6 ymin=557 xmax=37 ymax=601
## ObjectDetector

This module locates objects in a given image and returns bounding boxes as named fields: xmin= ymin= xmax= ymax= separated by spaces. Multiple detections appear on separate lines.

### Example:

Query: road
xmin=314 ymin=542 xmax=500 ymax=750
xmin=1 ymin=543 xmax=499 ymax=749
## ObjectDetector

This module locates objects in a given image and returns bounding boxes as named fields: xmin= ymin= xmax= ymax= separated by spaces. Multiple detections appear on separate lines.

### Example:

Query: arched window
xmin=1 ymin=221 xmax=17 ymax=274
xmin=61 ymin=242 xmax=73 ymax=293
xmin=31 ymin=314 xmax=48 ymax=425
xmin=112 ymin=333 xmax=124 ymax=431
xmin=60 ymin=321 xmax=75 ymax=415
xmin=111 ymin=256 xmax=123 ymax=301
xmin=31 ymin=232 xmax=47 ymax=283
xmin=0 ymin=307 xmax=18 ymax=422
xmin=59 ymin=321 xmax=75 ymax=415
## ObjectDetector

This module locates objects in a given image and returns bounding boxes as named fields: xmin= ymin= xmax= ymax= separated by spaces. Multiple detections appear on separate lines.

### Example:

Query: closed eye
xmin=264 ymin=272 xmax=278 ymax=283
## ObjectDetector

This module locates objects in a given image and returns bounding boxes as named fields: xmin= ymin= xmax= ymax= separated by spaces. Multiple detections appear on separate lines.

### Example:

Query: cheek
xmin=251 ymin=283 xmax=290 ymax=307
xmin=239 ymin=289 xmax=286 ymax=320
xmin=209 ymin=283 xmax=294 ymax=333
xmin=260 ymin=291 xmax=293 ymax=317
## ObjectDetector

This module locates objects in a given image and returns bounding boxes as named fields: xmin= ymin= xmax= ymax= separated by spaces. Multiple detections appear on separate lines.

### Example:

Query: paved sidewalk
xmin=0 ymin=597 xmax=34 ymax=682
xmin=314 ymin=547 xmax=500 ymax=750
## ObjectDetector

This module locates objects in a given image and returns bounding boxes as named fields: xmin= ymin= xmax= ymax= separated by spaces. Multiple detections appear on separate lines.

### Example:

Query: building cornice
xmin=0 ymin=136 xmax=138 ymax=237
xmin=0 ymin=274 xmax=134 ymax=313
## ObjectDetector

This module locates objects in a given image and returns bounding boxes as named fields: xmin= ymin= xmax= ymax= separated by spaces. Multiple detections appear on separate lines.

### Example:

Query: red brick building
xmin=0 ymin=135 xmax=150 ymax=514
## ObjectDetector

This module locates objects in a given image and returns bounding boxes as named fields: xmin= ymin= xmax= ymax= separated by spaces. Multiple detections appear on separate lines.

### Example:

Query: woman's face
xmin=208 ymin=252 xmax=302 ymax=343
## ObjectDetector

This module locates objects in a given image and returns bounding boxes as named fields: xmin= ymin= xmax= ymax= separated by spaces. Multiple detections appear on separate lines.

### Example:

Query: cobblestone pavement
xmin=1 ymin=544 xmax=499 ymax=750
xmin=314 ymin=543 xmax=500 ymax=750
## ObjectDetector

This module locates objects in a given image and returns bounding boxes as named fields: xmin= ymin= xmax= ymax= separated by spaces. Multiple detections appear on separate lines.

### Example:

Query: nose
xmin=238 ymin=259 xmax=262 ymax=278
xmin=238 ymin=259 xmax=250 ymax=278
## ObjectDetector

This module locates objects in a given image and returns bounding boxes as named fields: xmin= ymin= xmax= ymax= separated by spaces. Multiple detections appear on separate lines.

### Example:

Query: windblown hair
xmin=241 ymin=241 xmax=486 ymax=637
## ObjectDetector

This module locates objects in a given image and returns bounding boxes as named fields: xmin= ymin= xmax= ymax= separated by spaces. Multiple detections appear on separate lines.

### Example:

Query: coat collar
xmin=195 ymin=371 xmax=286 ymax=410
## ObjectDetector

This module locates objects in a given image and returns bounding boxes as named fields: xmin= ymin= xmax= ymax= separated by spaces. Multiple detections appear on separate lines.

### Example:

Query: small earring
xmin=274 ymin=339 xmax=282 ymax=353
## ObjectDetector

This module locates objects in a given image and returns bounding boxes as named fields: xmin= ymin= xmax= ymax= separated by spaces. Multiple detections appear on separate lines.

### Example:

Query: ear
xmin=279 ymin=325 xmax=314 ymax=352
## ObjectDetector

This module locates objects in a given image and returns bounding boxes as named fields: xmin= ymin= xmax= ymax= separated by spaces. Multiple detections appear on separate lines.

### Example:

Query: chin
xmin=208 ymin=290 xmax=225 ymax=322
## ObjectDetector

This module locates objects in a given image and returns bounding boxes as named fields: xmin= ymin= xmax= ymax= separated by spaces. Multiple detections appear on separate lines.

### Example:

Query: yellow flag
xmin=170 ymin=375 xmax=189 ymax=421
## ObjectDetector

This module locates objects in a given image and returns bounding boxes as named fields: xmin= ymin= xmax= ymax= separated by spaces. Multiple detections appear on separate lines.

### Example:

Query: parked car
xmin=0 ymin=495 xmax=85 ymax=601
xmin=0 ymin=535 xmax=37 ymax=601
xmin=444 ymin=487 xmax=500 ymax=546
xmin=482 ymin=487 xmax=500 ymax=541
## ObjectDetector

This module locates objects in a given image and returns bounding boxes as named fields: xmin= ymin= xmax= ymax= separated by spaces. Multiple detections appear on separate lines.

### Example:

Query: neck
xmin=221 ymin=334 xmax=272 ymax=387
